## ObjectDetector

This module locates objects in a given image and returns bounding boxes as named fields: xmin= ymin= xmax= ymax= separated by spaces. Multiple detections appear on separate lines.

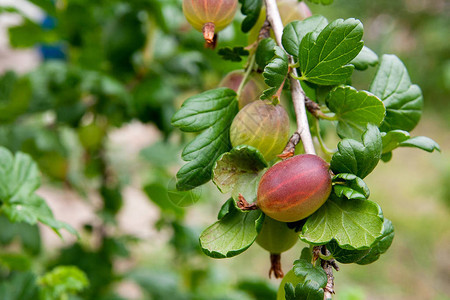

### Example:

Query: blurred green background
xmin=0 ymin=0 xmax=448 ymax=299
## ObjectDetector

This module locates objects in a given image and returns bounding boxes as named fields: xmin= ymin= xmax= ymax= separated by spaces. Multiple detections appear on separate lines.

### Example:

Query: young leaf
xmin=350 ymin=46 xmax=379 ymax=70
xmin=381 ymin=130 xmax=411 ymax=153
xmin=332 ymin=173 xmax=370 ymax=200
xmin=218 ymin=47 xmax=249 ymax=62
xmin=294 ymin=281 xmax=325 ymax=300
xmin=38 ymin=266 xmax=89 ymax=299
xmin=326 ymin=86 xmax=385 ymax=140
xmin=381 ymin=130 xmax=440 ymax=154
xmin=330 ymin=124 xmax=382 ymax=179
xmin=255 ymin=38 xmax=276 ymax=69
xmin=399 ymin=136 xmax=441 ymax=153
xmin=171 ymin=88 xmax=238 ymax=190
xmin=199 ymin=205 xmax=264 ymax=258
xmin=299 ymin=18 xmax=364 ymax=85
xmin=282 ymin=16 xmax=328 ymax=57
xmin=239 ymin=0 xmax=263 ymax=33
xmin=0 ymin=148 xmax=76 ymax=237
xmin=292 ymin=259 xmax=328 ymax=287
xmin=301 ymin=194 xmax=384 ymax=250
xmin=213 ymin=145 xmax=267 ymax=203
xmin=261 ymin=46 xmax=289 ymax=100
xmin=370 ymin=54 xmax=423 ymax=132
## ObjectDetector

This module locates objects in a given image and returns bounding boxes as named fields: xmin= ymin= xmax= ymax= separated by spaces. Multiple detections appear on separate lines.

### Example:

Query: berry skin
xmin=256 ymin=216 xmax=298 ymax=254
xmin=182 ymin=0 xmax=238 ymax=47
xmin=229 ymin=100 xmax=290 ymax=162
xmin=257 ymin=154 xmax=332 ymax=222
xmin=219 ymin=70 xmax=266 ymax=109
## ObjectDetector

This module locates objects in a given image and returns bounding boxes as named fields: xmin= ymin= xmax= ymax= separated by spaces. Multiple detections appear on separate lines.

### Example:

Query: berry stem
xmin=269 ymin=253 xmax=284 ymax=279
xmin=263 ymin=0 xmax=316 ymax=155
xmin=236 ymin=53 xmax=256 ymax=99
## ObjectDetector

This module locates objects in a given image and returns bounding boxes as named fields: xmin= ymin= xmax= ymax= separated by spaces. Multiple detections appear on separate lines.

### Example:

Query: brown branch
xmin=264 ymin=0 xmax=316 ymax=155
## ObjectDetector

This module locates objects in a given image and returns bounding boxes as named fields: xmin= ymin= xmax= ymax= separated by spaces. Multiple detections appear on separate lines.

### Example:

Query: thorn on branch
xmin=237 ymin=194 xmax=258 ymax=211
xmin=269 ymin=253 xmax=284 ymax=279
xmin=278 ymin=132 xmax=301 ymax=159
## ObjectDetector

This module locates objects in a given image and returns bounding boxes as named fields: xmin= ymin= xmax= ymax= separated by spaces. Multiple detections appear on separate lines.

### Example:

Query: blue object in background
xmin=38 ymin=15 xmax=66 ymax=60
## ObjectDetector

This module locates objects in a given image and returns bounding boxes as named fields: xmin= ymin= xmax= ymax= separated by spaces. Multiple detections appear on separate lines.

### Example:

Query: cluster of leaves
xmin=1 ymin=0 xmax=290 ymax=299
xmin=171 ymin=1 xmax=440 ymax=298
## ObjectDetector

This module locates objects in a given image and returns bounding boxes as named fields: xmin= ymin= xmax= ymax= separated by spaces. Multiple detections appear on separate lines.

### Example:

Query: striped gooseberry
xmin=182 ymin=0 xmax=238 ymax=48
xmin=219 ymin=70 xmax=266 ymax=109
xmin=257 ymin=154 xmax=332 ymax=222
xmin=229 ymin=100 xmax=290 ymax=162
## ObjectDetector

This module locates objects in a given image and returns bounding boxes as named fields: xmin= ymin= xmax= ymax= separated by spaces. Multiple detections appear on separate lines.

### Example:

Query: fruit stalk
xmin=263 ymin=0 xmax=316 ymax=155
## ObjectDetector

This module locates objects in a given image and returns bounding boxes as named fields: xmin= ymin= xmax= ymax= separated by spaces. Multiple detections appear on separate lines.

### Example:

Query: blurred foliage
xmin=0 ymin=0 xmax=447 ymax=299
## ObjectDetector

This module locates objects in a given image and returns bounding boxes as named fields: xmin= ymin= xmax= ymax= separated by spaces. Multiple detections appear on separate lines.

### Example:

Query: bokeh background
xmin=0 ymin=0 xmax=449 ymax=299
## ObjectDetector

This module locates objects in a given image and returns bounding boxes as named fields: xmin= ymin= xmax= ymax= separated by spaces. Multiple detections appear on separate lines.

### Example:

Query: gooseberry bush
xmin=174 ymin=0 xmax=441 ymax=298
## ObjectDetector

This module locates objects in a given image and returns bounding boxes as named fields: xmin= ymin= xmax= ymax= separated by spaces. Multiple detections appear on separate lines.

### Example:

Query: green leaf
xmin=293 ymin=259 xmax=328 ymax=288
xmin=370 ymin=54 xmax=423 ymax=132
xmin=282 ymin=16 xmax=328 ymax=57
xmin=38 ymin=266 xmax=89 ymax=299
xmin=307 ymin=0 xmax=333 ymax=5
xmin=199 ymin=205 xmax=264 ymax=258
xmin=381 ymin=130 xmax=410 ymax=153
xmin=239 ymin=0 xmax=263 ymax=33
xmin=218 ymin=47 xmax=249 ymax=62
xmin=217 ymin=198 xmax=236 ymax=220
xmin=261 ymin=46 xmax=289 ymax=100
xmin=0 ymin=72 xmax=31 ymax=124
xmin=299 ymin=18 xmax=364 ymax=85
xmin=356 ymin=218 xmax=395 ymax=265
xmin=350 ymin=46 xmax=379 ymax=70
xmin=143 ymin=183 xmax=185 ymax=218
xmin=326 ymin=240 xmax=370 ymax=264
xmin=8 ymin=20 xmax=58 ymax=48
xmin=327 ymin=218 xmax=394 ymax=264
xmin=301 ymin=194 xmax=384 ymax=250
xmin=0 ymin=147 xmax=76 ymax=237
xmin=0 ymin=253 xmax=32 ymax=271
xmin=256 ymin=38 xmax=277 ymax=69
xmin=280 ymin=259 xmax=327 ymax=300
xmin=381 ymin=130 xmax=440 ymax=154
xmin=294 ymin=281 xmax=324 ymax=300
xmin=326 ymin=86 xmax=385 ymax=140
xmin=171 ymin=88 xmax=238 ymax=190
xmin=399 ymin=136 xmax=441 ymax=153
xmin=330 ymin=124 xmax=382 ymax=179
xmin=0 ymin=272 xmax=39 ymax=300
xmin=213 ymin=145 xmax=267 ymax=203
xmin=332 ymin=173 xmax=370 ymax=200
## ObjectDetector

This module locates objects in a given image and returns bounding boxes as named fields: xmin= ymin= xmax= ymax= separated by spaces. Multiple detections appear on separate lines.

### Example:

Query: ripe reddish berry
xmin=229 ymin=100 xmax=290 ymax=162
xmin=257 ymin=154 xmax=332 ymax=222
xmin=182 ymin=0 xmax=238 ymax=48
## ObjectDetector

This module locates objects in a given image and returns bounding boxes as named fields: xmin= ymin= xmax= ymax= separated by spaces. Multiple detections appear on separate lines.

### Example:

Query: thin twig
xmin=263 ymin=0 xmax=316 ymax=155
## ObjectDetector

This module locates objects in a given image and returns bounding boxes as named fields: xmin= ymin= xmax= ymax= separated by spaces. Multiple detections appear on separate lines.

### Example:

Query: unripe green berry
xmin=256 ymin=216 xmax=298 ymax=254
xmin=229 ymin=100 xmax=290 ymax=162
